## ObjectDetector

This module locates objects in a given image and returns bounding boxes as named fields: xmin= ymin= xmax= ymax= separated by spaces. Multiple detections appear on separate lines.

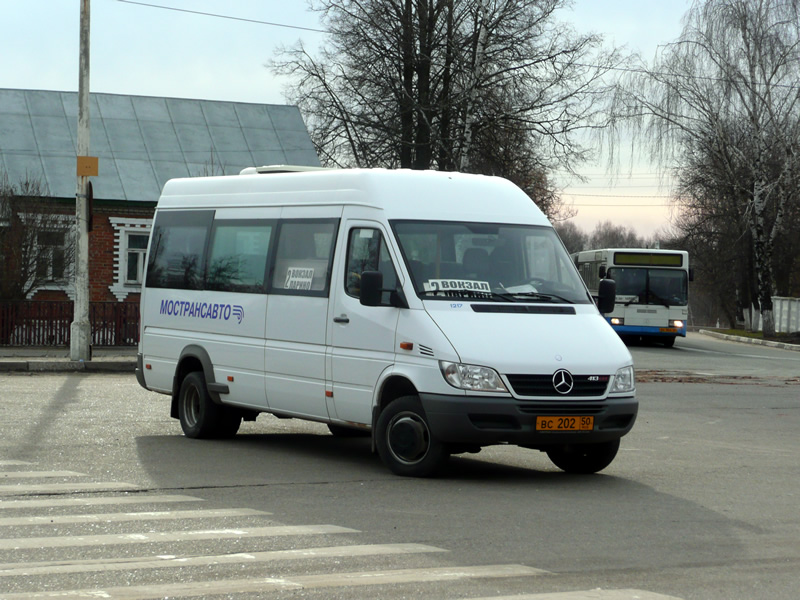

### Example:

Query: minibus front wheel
xmin=545 ymin=439 xmax=620 ymax=474
xmin=178 ymin=371 xmax=241 ymax=439
xmin=376 ymin=396 xmax=448 ymax=477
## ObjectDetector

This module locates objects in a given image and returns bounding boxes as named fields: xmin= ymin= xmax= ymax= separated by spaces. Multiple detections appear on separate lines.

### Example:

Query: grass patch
xmin=711 ymin=329 xmax=800 ymax=344
xmin=714 ymin=329 xmax=764 ymax=339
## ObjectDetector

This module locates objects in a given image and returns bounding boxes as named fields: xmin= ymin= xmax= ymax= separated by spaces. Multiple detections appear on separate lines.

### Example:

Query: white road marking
xmin=0 ymin=564 xmax=546 ymax=599
xmin=0 ymin=507 xmax=269 ymax=527
xmin=0 ymin=471 xmax=84 ymax=479
xmin=0 ymin=543 xmax=445 ymax=577
xmin=0 ymin=524 xmax=358 ymax=550
xmin=466 ymin=590 xmax=685 ymax=599
xmin=0 ymin=494 xmax=203 ymax=510
xmin=0 ymin=482 xmax=138 ymax=495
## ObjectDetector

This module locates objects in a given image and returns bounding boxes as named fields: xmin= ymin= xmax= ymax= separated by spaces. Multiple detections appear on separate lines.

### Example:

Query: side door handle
xmin=333 ymin=315 xmax=350 ymax=324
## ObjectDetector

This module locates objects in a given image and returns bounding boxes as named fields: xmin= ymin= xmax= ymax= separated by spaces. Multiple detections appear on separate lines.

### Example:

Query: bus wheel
xmin=546 ymin=439 xmax=620 ymax=474
xmin=178 ymin=371 xmax=241 ymax=439
xmin=376 ymin=396 xmax=448 ymax=477
xmin=663 ymin=336 xmax=676 ymax=348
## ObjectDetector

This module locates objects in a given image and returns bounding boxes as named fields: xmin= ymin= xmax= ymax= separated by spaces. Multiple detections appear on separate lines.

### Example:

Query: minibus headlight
xmin=611 ymin=365 xmax=635 ymax=393
xmin=670 ymin=319 xmax=684 ymax=329
xmin=439 ymin=361 xmax=508 ymax=392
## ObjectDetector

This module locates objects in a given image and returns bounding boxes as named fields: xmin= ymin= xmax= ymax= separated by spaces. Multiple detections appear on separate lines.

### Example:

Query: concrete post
xmin=70 ymin=0 xmax=92 ymax=362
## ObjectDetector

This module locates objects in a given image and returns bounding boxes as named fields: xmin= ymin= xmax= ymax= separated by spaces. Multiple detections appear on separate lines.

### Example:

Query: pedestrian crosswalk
xmin=0 ymin=461 xmax=683 ymax=600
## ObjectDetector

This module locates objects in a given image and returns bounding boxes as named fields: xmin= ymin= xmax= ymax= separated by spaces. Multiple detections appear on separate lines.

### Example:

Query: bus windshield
xmin=391 ymin=221 xmax=591 ymax=304
xmin=608 ymin=267 xmax=688 ymax=307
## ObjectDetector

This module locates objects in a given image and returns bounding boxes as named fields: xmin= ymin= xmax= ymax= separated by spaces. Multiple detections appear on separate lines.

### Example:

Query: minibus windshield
xmin=392 ymin=221 xmax=591 ymax=304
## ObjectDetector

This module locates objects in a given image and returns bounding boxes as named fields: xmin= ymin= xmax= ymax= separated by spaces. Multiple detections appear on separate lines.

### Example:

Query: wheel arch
xmin=170 ymin=345 xmax=221 ymax=419
xmin=370 ymin=374 xmax=419 ymax=452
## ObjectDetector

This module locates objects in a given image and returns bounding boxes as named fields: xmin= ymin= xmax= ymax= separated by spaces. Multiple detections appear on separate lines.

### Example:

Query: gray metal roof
xmin=0 ymin=89 xmax=320 ymax=202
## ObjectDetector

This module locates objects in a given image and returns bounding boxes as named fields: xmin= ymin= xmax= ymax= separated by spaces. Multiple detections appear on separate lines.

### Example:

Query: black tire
xmin=546 ymin=439 xmax=620 ymax=474
xmin=662 ymin=336 xmax=676 ymax=348
xmin=178 ymin=371 xmax=241 ymax=439
xmin=375 ymin=396 xmax=449 ymax=477
xmin=327 ymin=423 xmax=371 ymax=438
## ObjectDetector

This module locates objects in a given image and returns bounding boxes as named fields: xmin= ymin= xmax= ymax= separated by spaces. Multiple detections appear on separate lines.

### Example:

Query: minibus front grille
xmin=516 ymin=403 xmax=606 ymax=415
xmin=506 ymin=374 xmax=610 ymax=398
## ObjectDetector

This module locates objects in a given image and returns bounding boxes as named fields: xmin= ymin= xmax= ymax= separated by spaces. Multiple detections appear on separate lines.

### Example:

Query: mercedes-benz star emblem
xmin=552 ymin=369 xmax=574 ymax=395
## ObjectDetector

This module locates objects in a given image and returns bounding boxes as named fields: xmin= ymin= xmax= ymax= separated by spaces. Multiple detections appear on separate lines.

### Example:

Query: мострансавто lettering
xmin=159 ymin=299 xmax=244 ymax=324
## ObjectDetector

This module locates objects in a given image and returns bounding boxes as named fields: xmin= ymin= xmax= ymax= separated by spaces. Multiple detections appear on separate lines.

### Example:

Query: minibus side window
xmin=345 ymin=228 xmax=399 ymax=305
xmin=145 ymin=210 xmax=213 ymax=290
xmin=270 ymin=220 xmax=338 ymax=296
xmin=206 ymin=221 xmax=274 ymax=294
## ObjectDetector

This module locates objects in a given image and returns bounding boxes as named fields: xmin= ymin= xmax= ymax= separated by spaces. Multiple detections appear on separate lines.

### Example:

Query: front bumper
xmin=420 ymin=393 xmax=637 ymax=448
xmin=611 ymin=323 xmax=686 ymax=337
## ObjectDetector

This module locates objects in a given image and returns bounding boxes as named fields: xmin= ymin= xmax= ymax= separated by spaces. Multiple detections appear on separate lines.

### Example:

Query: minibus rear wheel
xmin=376 ymin=396 xmax=448 ymax=477
xmin=546 ymin=439 xmax=620 ymax=474
xmin=178 ymin=371 xmax=241 ymax=439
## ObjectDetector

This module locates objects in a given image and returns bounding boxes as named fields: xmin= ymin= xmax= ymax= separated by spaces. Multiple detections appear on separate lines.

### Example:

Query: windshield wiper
xmin=498 ymin=291 xmax=575 ymax=304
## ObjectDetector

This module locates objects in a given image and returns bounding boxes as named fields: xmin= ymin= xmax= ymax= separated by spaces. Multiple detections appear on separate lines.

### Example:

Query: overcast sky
xmin=3 ymin=0 xmax=693 ymax=236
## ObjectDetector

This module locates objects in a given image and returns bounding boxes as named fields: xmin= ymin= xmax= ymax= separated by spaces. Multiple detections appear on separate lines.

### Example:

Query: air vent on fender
xmin=418 ymin=345 xmax=434 ymax=357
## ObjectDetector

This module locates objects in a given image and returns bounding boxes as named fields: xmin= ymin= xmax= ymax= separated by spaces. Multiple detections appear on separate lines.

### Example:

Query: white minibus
xmin=136 ymin=167 xmax=636 ymax=476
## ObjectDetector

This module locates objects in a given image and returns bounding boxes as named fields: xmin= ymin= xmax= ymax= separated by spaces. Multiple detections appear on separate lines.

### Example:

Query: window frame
xmin=145 ymin=210 xmax=214 ymax=291
xmin=267 ymin=218 xmax=340 ymax=298
xmin=344 ymin=227 xmax=400 ymax=306
xmin=36 ymin=229 xmax=68 ymax=282
xmin=124 ymin=232 xmax=150 ymax=285
xmin=205 ymin=218 xmax=277 ymax=294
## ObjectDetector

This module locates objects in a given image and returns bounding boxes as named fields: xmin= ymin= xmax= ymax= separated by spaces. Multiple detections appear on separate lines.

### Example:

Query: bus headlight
xmin=610 ymin=317 xmax=624 ymax=326
xmin=670 ymin=320 xmax=684 ymax=329
xmin=440 ymin=361 xmax=508 ymax=392
xmin=611 ymin=365 xmax=635 ymax=393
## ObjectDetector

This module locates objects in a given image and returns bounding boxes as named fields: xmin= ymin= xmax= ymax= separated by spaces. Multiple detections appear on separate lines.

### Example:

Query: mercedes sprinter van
xmin=136 ymin=167 xmax=636 ymax=477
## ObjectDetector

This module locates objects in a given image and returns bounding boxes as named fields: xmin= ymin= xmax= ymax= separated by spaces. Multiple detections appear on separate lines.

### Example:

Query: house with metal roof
xmin=0 ymin=88 xmax=320 ymax=307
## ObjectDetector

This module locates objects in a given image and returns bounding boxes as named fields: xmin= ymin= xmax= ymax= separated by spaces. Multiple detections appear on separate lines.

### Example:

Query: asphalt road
xmin=0 ymin=333 xmax=798 ymax=599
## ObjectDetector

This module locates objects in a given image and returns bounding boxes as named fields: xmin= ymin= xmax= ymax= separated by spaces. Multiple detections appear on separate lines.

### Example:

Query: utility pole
xmin=70 ymin=0 xmax=94 ymax=361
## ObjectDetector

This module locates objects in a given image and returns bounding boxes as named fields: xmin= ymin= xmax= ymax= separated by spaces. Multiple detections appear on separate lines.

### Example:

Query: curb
xmin=0 ymin=360 xmax=136 ymax=373
xmin=698 ymin=329 xmax=800 ymax=352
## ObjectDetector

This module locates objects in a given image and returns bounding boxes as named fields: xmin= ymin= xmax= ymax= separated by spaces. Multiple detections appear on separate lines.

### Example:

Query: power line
xmin=563 ymin=192 xmax=672 ymax=198
xmin=116 ymin=0 xmax=327 ymax=33
xmin=116 ymin=1 xmax=800 ymax=90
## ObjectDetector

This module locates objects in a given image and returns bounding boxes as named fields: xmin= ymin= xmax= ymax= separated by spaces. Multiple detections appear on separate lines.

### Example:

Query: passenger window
xmin=145 ymin=210 xmax=213 ymax=290
xmin=345 ymin=228 xmax=399 ymax=304
xmin=206 ymin=221 xmax=273 ymax=293
xmin=270 ymin=220 xmax=338 ymax=295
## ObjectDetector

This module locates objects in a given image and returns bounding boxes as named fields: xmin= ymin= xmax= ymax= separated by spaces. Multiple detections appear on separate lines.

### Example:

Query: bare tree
xmin=610 ymin=0 xmax=800 ymax=336
xmin=272 ymin=0 xmax=625 ymax=220
xmin=0 ymin=173 xmax=75 ymax=301
xmin=586 ymin=220 xmax=651 ymax=250
xmin=553 ymin=220 xmax=588 ymax=253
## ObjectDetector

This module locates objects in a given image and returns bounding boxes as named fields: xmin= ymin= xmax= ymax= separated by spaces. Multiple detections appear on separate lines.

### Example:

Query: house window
xmin=126 ymin=233 xmax=149 ymax=284
xmin=109 ymin=217 xmax=152 ymax=301
xmin=36 ymin=230 xmax=67 ymax=281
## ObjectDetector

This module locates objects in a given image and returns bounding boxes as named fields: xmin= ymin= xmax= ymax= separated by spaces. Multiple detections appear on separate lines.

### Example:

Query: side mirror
xmin=359 ymin=271 xmax=383 ymax=306
xmin=598 ymin=265 xmax=607 ymax=279
xmin=597 ymin=278 xmax=616 ymax=314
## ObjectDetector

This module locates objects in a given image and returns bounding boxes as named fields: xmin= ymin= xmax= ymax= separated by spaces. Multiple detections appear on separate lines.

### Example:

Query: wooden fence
xmin=0 ymin=301 xmax=140 ymax=347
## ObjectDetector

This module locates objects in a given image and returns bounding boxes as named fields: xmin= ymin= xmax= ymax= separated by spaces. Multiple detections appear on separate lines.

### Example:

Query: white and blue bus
xmin=572 ymin=248 xmax=691 ymax=347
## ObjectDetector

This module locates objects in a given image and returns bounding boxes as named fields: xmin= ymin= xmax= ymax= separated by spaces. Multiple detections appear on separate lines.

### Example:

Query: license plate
xmin=660 ymin=327 xmax=677 ymax=333
xmin=536 ymin=416 xmax=594 ymax=432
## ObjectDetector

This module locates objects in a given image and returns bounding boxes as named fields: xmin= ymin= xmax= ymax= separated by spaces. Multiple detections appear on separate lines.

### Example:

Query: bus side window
xmin=145 ymin=210 xmax=213 ymax=290
xmin=271 ymin=220 xmax=338 ymax=294
xmin=345 ymin=228 xmax=399 ymax=305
